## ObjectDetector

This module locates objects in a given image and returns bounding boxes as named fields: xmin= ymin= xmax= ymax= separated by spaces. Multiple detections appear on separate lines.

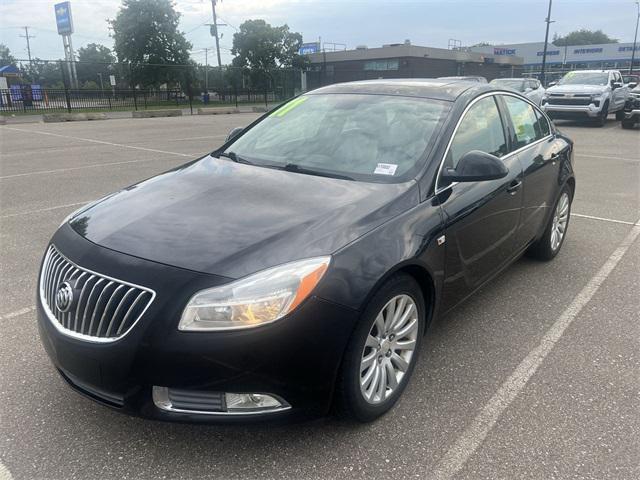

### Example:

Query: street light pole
xmin=540 ymin=0 xmax=554 ymax=86
xmin=631 ymin=1 xmax=640 ymax=74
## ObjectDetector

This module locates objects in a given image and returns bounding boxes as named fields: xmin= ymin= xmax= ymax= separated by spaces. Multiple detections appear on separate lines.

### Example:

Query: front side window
xmin=503 ymin=96 xmax=543 ymax=150
xmin=226 ymin=94 xmax=450 ymax=183
xmin=439 ymin=96 xmax=507 ymax=188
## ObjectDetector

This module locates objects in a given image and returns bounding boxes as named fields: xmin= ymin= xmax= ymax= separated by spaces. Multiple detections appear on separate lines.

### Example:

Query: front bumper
xmin=624 ymin=109 xmax=640 ymax=121
xmin=541 ymin=103 xmax=603 ymax=119
xmin=37 ymin=224 xmax=359 ymax=423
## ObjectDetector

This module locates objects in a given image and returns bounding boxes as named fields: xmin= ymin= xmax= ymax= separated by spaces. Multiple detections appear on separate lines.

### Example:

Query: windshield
xmin=490 ymin=79 xmax=525 ymax=91
xmin=558 ymin=72 xmax=609 ymax=86
xmin=224 ymin=93 xmax=450 ymax=182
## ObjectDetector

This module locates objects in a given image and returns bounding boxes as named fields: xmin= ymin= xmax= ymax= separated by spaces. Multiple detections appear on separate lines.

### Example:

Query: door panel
xmin=438 ymin=155 xmax=523 ymax=312
xmin=501 ymin=95 xmax=562 ymax=248
xmin=436 ymin=95 xmax=523 ymax=313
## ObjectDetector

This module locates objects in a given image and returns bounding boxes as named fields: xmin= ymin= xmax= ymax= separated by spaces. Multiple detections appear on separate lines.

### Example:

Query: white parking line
xmin=576 ymin=153 xmax=639 ymax=163
xmin=430 ymin=222 xmax=640 ymax=480
xmin=3 ymin=126 xmax=194 ymax=158
xmin=0 ymin=201 xmax=89 ymax=219
xmin=0 ymin=158 xmax=171 ymax=180
xmin=572 ymin=213 xmax=638 ymax=226
xmin=0 ymin=462 xmax=13 ymax=480
xmin=0 ymin=306 xmax=35 ymax=321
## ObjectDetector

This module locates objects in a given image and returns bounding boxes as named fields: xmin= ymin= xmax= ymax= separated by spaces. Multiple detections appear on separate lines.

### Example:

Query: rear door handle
xmin=507 ymin=180 xmax=522 ymax=195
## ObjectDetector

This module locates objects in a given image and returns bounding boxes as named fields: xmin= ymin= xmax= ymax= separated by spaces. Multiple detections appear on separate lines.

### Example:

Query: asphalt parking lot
xmin=0 ymin=114 xmax=638 ymax=480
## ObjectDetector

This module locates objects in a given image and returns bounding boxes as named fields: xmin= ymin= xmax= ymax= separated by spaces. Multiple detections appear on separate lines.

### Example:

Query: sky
xmin=1 ymin=0 xmax=638 ymax=66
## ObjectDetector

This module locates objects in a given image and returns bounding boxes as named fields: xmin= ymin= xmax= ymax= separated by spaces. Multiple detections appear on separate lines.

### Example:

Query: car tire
xmin=621 ymin=118 xmax=636 ymax=129
xmin=527 ymin=184 xmax=573 ymax=261
xmin=615 ymin=109 xmax=626 ymax=121
xmin=595 ymin=102 xmax=609 ymax=127
xmin=335 ymin=274 xmax=425 ymax=422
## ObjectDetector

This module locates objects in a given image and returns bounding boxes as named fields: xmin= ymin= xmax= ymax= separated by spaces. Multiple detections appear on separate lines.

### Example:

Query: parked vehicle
xmin=37 ymin=79 xmax=575 ymax=423
xmin=437 ymin=76 xmax=488 ymax=83
xmin=490 ymin=78 xmax=546 ymax=105
xmin=621 ymin=83 xmax=640 ymax=129
xmin=622 ymin=74 xmax=639 ymax=89
xmin=541 ymin=70 xmax=629 ymax=126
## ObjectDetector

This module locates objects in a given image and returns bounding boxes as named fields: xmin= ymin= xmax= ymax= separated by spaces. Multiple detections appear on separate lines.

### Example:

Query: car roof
xmin=308 ymin=78 xmax=492 ymax=101
xmin=491 ymin=78 xmax=526 ymax=81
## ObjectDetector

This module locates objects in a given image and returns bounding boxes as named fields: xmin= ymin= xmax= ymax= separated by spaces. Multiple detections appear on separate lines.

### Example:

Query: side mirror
xmin=226 ymin=126 xmax=244 ymax=143
xmin=612 ymin=81 xmax=623 ymax=90
xmin=629 ymin=82 xmax=638 ymax=89
xmin=548 ymin=81 xmax=557 ymax=87
xmin=441 ymin=151 xmax=509 ymax=183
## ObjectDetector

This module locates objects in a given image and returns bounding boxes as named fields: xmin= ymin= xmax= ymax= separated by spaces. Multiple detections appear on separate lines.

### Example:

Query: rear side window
xmin=503 ymin=96 xmax=542 ymax=150
xmin=444 ymin=96 xmax=507 ymax=172
xmin=535 ymin=110 xmax=551 ymax=137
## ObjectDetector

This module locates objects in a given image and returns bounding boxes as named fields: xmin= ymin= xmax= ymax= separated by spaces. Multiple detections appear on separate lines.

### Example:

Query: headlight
xmin=589 ymin=94 xmax=602 ymax=102
xmin=178 ymin=257 xmax=331 ymax=331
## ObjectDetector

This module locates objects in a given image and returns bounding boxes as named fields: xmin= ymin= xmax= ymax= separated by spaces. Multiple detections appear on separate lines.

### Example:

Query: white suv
xmin=541 ymin=70 xmax=629 ymax=126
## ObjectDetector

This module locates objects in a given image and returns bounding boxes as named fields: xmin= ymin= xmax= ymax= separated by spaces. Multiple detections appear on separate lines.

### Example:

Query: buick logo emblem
xmin=55 ymin=281 xmax=74 ymax=313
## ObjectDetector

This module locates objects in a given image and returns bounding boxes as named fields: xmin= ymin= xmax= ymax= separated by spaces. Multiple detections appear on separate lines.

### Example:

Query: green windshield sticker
xmin=271 ymin=96 xmax=308 ymax=117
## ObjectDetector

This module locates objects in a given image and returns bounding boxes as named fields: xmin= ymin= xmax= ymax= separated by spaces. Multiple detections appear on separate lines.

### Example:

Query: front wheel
xmin=621 ymin=117 xmax=636 ymax=129
xmin=527 ymin=185 xmax=572 ymax=261
xmin=335 ymin=274 xmax=425 ymax=422
xmin=595 ymin=102 xmax=609 ymax=127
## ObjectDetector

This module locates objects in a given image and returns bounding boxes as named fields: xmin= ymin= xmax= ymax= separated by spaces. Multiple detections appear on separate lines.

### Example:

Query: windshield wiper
xmin=217 ymin=151 xmax=254 ymax=165
xmin=280 ymin=163 xmax=354 ymax=181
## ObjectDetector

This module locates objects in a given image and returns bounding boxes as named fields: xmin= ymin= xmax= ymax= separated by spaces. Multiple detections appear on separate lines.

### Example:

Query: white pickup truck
xmin=541 ymin=70 xmax=629 ymax=127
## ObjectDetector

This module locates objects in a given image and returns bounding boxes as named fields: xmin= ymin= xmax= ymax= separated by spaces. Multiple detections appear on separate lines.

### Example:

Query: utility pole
xmin=209 ymin=0 xmax=225 ymax=68
xmin=19 ymin=26 xmax=35 ymax=69
xmin=540 ymin=0 xmax=554 ymax=86
xmin=204 ymin=48 xmax=209 ymax=92
xmin=631 ymin=1 xmax=640 ymax=74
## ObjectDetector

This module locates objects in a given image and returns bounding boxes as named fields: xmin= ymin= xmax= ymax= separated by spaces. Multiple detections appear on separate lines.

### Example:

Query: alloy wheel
xmin=359 ymin=294 xmax=419 ymax=404
xmin=550 ymin=192 xmax=570 ymax=251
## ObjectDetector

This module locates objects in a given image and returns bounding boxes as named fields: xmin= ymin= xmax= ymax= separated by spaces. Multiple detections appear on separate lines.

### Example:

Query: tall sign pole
xmin=540 ymin=0 xmax=554 ymax=86
xmin=631 ymin=1 xmax=640 ymax=74
xmin=54 ymin=1 xmax=78 ymax=88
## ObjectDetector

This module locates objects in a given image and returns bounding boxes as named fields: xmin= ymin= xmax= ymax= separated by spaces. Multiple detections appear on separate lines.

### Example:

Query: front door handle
xmin=507 ymin=180 xmax=522 ymax=195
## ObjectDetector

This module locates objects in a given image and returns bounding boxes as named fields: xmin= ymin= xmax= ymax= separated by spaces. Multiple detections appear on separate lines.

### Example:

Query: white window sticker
xmin=374 ymin=163 xmax=398 ymax=176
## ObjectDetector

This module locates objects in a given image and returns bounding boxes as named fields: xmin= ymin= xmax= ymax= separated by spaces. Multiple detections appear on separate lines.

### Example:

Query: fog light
xmin=225 ymin=392 xmax=283 ymax=411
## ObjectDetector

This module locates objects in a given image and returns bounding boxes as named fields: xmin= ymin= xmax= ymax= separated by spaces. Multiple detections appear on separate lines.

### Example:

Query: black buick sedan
xmin=37 ymin=79 xmax=575 ymax=423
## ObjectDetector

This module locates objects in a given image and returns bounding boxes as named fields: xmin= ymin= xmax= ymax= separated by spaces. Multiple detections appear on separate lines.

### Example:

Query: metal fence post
xmin=129 ymin=64 xmax=138 ymax=111
xmin=59 ymin=60 xmax=72 ymax=113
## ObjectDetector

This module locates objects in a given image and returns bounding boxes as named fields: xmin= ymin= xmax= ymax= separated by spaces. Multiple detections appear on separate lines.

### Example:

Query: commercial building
xmin=469 ymin=41 xmax=639 ymax=77
xmin=304 ymin=42 xmax=523 ymax=89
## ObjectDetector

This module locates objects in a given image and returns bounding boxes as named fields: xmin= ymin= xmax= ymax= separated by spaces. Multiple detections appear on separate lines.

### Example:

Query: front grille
xmin=40 ymin=245 xmax=155 ymax=342
xmin=547 ymin=97 xmax=591 ymax=106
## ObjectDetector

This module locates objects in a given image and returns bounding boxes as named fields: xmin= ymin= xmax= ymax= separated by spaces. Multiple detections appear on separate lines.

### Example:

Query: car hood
xmin=69 ymin=156 xmax=418 ymax=278
xmin=546 ymin=85 xmax=607 ymax=95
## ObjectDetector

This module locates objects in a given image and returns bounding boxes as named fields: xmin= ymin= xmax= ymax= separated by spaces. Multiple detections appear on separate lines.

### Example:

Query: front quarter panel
xmin=315 ymin=196 xmax=445 ymax=317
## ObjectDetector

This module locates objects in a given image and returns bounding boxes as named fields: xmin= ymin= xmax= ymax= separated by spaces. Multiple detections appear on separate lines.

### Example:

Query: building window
xmin=364 ymin=59 xmax=400 ymax=71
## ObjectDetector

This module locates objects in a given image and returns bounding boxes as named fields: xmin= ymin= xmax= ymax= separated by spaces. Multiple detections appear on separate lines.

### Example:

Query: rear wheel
xmin=615 ymin=109 xmax=626 ymax=121
xmin=527 ymin=185 xmax=572 ymax=261
xmin=335 ymin=274 xmax=425 ymax=422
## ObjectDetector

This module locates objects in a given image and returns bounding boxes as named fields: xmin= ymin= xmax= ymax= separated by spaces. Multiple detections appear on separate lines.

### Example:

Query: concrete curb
xmin=42 ymin=112 xmax=108 ymax=123
xmin=0 ymin=117 xmax=6 ymax=125
xmin=251 ymin=106 xmax=269 ymax=113
xmin=197 ymin=107 xmax=240 ymax=115
xmin=132 ymin=109 xmax=182 ymax=118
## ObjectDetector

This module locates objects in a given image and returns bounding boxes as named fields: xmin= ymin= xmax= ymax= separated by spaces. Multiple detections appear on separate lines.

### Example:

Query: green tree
xmin=0 ymin=44 xmax=16 ymax=66
xmin=553 ymin=29 xmax=618 ymax=46
xmin=109 ymin=0 xmax=192 ymax=88
xmin=231 ymin=19 xmax=305 ymax=72
xmin=76 ymin=43 xmax=115 ymax=88
xmin=24 ymin=59 xmax=65 ymax=88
